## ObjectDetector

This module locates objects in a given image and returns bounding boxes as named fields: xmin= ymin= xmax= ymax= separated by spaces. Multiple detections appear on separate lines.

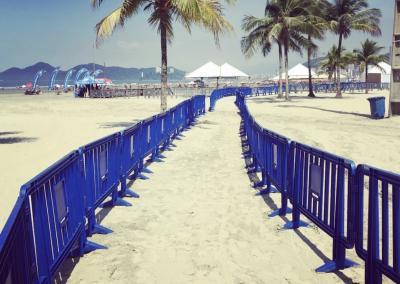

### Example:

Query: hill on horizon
xmin=0 ymin=62 xmax=186 ymax=87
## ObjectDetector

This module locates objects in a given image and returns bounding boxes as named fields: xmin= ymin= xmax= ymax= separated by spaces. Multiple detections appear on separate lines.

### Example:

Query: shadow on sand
xmin=238 ymin=119 xmax=355 ymax=283
xmin=277 ymin=105 xmax=370 ymax=119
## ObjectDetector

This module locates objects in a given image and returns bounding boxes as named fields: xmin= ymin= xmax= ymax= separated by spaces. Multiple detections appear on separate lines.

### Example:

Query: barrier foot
xmin=151 ymin=157 xmax=164 ymax=163
xmin=158 ymin=154 xmax=167 ymax=159
xmin=101 ymin=197 xmax=132 ymax=208
xmin=253 ymin=181 xmax=265 ymax=188
xmin=137 ymin=173 xmax=149 ymax=180
xmin=122 ymin=188 xmax=140 ymax=199
xmin=84 ymin=240 xmax=107 ymax=254
xmin=141 ymin=168 xmax=153 ymax=174
xmin=92 ymin=224 xmax=113 ymax=235
xmin=268 ymin=207 xmax=293 ymax=217
xmin=256 ymin=189 xmax=270 ymax=196
xmin=315 ymin=259 xmax=358 ymax=273
xmin=283 ymin=220 xmax=309 ymax=229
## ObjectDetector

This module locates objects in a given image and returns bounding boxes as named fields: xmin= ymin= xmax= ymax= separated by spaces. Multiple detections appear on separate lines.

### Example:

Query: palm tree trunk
xmin=160 ymin=23 xmax=168 ymax=112
xmin=365 ymin=64 xmax=369 ymax=94
xmin=278 ymin=42 xmax=283 ymax=98
xmin=307 ymin=33 xmax=315 ymax=97
xmin=336 ymin=33 xmax=343 ymax=98
xmin=284 ymin=44 xmax=289 ymax=100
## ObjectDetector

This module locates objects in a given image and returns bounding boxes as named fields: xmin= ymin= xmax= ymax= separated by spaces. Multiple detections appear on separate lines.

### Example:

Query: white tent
xmin=186 ymin=62 xmax=249 ymax=78
xmin=220 ymin=63 xmax=249 ymax=78
xmin=185 ymin=61 xmax=221 ymax=78
xmin=272 ymin=63 xmax=316 ymax=81
xmin=361 ymin=62 xmax=391 ymax=83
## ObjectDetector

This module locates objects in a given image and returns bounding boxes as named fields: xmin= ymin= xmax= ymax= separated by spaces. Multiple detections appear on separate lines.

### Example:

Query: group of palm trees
xmin=89 ymin=0 xmax=387 ymax=110
xmin=242 ymin=0 xmax=386 ymax=99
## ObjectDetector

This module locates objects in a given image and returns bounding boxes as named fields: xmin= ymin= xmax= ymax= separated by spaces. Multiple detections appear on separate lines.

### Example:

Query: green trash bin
xmin=367 ymin=96 xmax=385 ymax=119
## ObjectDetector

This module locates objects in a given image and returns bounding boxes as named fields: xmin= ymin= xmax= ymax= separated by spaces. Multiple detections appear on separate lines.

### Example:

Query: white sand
xmin=0 ymin=92 xmax=184 ymax=229
xmin=65 ymin=96 xmax=364 ymax=283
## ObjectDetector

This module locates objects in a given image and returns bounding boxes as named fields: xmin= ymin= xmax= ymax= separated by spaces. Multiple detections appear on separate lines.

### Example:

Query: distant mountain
xmin=0 ymin=62 xmax=186 ymax=87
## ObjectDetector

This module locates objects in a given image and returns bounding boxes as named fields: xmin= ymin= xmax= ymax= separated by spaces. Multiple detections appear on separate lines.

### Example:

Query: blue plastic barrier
xmin=355 ymin=165 xmax=400 ymax=283
xmin=288 ymin=141 xmax=357 ymax=272
xmin=0 ymin=95 xmax=206 ymax=283
xmin=235 ymin=88 xmax=399 ymax=282
xmin=209 ymin=87 xmax=252 ymax=111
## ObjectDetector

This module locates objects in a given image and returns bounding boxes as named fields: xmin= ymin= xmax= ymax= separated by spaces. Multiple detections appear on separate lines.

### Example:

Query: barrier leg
xmin=102 ymin=188 xmax=132 ymax=208
xmin=254 ymin=171 xmax=267 ymax=188
xmin=258 ymin=174 xmax=272 ymax=195
xmin=119 ymin=175 xmax=140 ymax=198
xmin=76 ymin=229 xmax=107 ymax=257
xmin=87 ymin=209 xmax=113 ymax=237
xmin=364 ymin=177 xmax=382 ymax=283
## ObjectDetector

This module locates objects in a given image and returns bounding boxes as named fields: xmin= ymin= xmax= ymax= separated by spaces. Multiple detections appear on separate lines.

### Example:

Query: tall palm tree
xmin=241 ymin=15 xmax=284 ymax=98
xmin=91 ymin=0 xmax=233 ymax=112
xmin=327 ymin=0 xmax=381 ymax=98
xmin=305 ymin=0 xmax=329 ymax=97
xmin=264 ymin=0 xmax=316 ymax=100
xmin=319 ymin=45 xmax=355 ymax=82
xmin=353 ymin=39 xmax=388 ymax=93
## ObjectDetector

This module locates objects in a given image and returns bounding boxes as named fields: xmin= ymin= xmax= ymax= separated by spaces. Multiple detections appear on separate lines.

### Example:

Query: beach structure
xmin=390 ymin=0 xmax=400 ymax=115
xmin=361 ymin=62 xmax=391 ymax=84
xmin=48 ymin=68 xmax=60 ymax=90
xmin=272 ymin=63 xmax=316 ymax=81
xmin=24 ymin=69 xmax=46 ymax=94
xmin=186 ymin=61 xmax=249 ymax=87
xmin=74 ymin=68 xmax=89 ymax=84
xmin=63 ymin=69 xmax=75 ymax=90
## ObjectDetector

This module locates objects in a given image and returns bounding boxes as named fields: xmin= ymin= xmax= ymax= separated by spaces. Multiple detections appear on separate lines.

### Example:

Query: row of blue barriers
xmin=254 ymin=82 xmax=389 ymax=96
xmin=234 ymin=90 xmax=400 ymax=284
xmin=209 ymin=87 xmax=252 ymax=111
xmin=0 ymin=95 xmax=206 ymax=283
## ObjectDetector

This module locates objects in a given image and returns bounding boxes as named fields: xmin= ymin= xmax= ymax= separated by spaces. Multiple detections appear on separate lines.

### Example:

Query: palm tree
xmin=319 ymin=45 xmax=355 ymax=82
xmin=241 ymin=15 xmax=284 ymax=98
xmin=353 ymin=39 xmax=388 ymax=93
xmin=304 ymin=0 xmax=329 ymax=97
xmin=259 ymin=0 xmax=316 ymax=100
xmin=91 ymin=0 xmax=233 ymax=112
xmin=327 ymin=0 xmax=382 ymax=98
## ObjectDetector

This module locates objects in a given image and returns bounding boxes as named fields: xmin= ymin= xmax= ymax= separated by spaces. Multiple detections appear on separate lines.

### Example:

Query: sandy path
xmin=66 ymin=97 xmax=361 ymax=283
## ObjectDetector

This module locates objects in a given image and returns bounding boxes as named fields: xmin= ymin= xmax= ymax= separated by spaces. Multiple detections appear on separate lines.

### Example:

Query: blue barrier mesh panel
xmin=273 ymin=144 xmax=278 ymax=170
xmin=310 ymin=163 xmax=322 ymax=197
xmin=54 ymin=181 xmax=67 ymax=223
xmin=147 ymin=126 xmax=151 ymax=144
xmin=130 ymin=135 xmax=134 ymax=158
xmin=99 ymin=149 xmax=107 ymax=179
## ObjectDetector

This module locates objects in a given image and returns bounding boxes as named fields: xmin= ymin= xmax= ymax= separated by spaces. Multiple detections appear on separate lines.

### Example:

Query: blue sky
xmin=0 ymin=0 xmax=393 ymax=75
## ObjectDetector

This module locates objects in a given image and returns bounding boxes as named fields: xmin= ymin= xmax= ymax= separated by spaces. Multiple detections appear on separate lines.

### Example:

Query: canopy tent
xmin=185 ymin=62 xmax=249 ymax=79
xmin=272 ymin=63 xmax=316 ymax=81
xmin=220 ymin=63 xmax=249 ymax=78
xmin=185 ymin=61 xmax=221 ymax=78
xmin=361 ymin=62 xmax=391 ymax=83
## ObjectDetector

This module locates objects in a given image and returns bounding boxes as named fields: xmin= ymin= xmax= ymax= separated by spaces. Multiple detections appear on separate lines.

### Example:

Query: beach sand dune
xmin=66 ymin=96 xmax=361 ymax=283
xmin=0 ymin=92 xmax=184 ymax=229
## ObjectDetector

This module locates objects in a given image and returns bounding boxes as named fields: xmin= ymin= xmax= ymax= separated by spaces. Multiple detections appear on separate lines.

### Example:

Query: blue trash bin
xmin=367 ymin=96 xmax=385 ymax=119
